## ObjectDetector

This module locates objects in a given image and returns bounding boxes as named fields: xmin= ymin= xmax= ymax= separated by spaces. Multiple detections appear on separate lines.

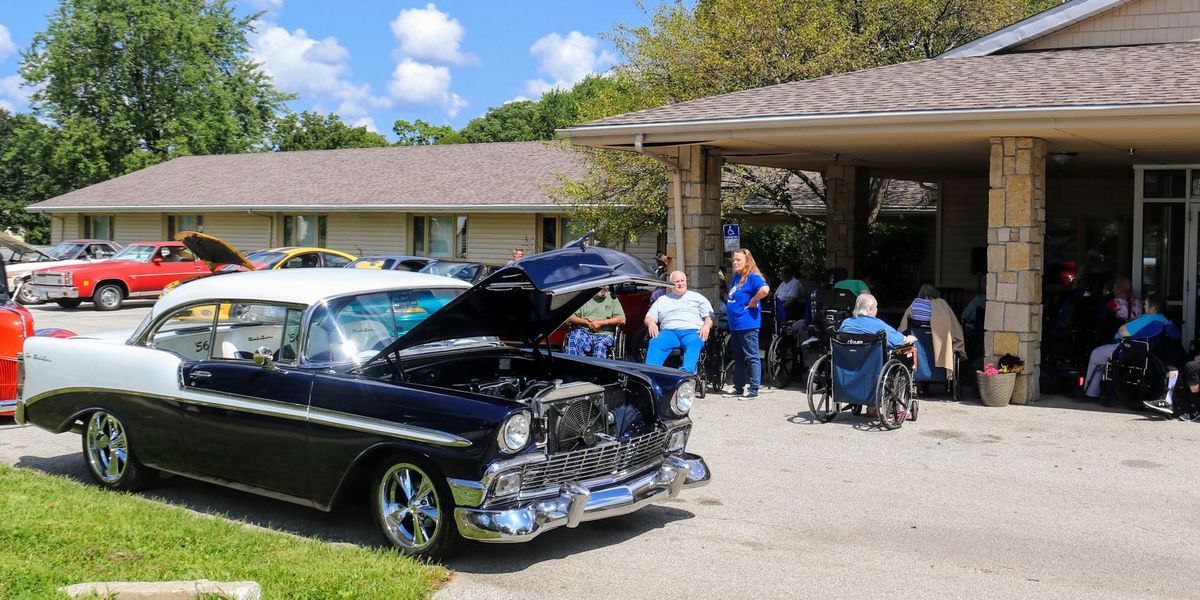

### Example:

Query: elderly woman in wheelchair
xmin=1085 ymin=293 xmax=1175 ymax=402
xmin=806 ymin=294 xmax=920 ymax=430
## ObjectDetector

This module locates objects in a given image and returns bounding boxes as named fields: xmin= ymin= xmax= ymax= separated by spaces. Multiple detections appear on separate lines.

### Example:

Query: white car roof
xmin=153 ymin=269 xmax=472 ymax=317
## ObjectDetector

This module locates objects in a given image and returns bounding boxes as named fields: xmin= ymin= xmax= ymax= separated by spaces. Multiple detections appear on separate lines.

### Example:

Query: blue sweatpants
xmin=646 ymin=329 xmax=703 ymax=373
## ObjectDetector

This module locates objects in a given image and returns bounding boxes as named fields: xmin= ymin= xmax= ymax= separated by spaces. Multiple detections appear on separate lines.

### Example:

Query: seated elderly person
xmin=1084 ymin=292 xmax=1173 ymax=398
xmin=899 ymin=284 xmax=966 ymax=380
xmin=564 ymin=286 xmax=625 ymax=358
xmin=775 ymin=266 xmax=806 ymax=327
xmin=644 ymin=271 xmax=715 ymax=373
xmin=838 ymin=293 xmax=916 ymax=348
xmin=1145 ymin=358 xmax=1200 ymax=420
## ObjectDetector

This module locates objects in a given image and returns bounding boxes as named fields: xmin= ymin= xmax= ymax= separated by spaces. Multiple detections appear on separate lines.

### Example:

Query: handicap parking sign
xmin=723 ymin=223 xmax=740 ymax=252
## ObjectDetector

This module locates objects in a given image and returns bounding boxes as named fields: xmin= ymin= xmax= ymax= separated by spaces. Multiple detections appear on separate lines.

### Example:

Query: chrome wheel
xmin=85 ymin=412 xmax=129 ymax=484
xmin=16 ymin=282 xmax=41 ymax=305
xmin=377 ymin=462 xmax=442 ymax=551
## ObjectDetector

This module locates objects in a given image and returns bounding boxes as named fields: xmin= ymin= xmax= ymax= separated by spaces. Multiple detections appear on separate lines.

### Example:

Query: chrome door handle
xmin=188 ymin=370 xmax=212 ymax=381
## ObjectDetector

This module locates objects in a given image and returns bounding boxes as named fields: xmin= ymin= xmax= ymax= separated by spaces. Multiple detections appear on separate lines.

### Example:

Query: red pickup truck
xmin=29 ymin=241 xmax=211 ymax=310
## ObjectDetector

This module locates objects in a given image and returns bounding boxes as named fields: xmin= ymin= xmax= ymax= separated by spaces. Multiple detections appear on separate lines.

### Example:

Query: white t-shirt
xmin=646 ymin=291 xmax=714 ymax=331
xmin=776 ymin=278 xmax=803 ymax=302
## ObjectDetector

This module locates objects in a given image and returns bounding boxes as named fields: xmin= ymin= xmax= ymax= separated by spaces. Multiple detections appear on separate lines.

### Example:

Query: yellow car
xmin=162 ymin=232 xmax=357 ymax=315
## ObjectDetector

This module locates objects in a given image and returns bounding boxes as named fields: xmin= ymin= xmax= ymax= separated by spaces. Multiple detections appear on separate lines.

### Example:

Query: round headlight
xmin=671 ymin=379 xmax=697 ymax=415
xmin=497 ymin=411 xmax=531 ymax=453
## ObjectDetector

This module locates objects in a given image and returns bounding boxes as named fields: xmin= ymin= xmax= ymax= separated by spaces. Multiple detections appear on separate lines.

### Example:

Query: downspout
xmin=247 ymin=209 xmax=274 ymax=247
xmin=634 ymin=133 xmax=685 ymax=273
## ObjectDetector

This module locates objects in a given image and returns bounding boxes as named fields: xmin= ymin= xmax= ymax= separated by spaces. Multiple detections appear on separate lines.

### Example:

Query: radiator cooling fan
xmin=553 ymin=396 xmax=611 ymax=453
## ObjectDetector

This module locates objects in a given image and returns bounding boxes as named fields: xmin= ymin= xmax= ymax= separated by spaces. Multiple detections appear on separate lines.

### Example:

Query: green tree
xmin=459 ymin=101 xmax=544 ymax=143
xmin=391 ymin=119 xmax=464 ymax=145
xmin=555 ymin=0 xmax=1062 ymax=241
xmin=271 ymin=111 xmax=388 ymax=151
xmin=20 ymin=0 xmax=289 ymax=175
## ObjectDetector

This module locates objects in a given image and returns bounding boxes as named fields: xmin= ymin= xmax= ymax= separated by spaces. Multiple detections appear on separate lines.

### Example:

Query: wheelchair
xmin=634 ymin=322 xmax=731 ymax=399
xmin=806 ymin=331 xmax=919 ymax=430
xmin=1101 ymin=325 xmax=1183 ymax=411
xmin=766 ymin=296 xmax=804 ymax=388
xmin=907 ymin=320 xmax=961 ymax=400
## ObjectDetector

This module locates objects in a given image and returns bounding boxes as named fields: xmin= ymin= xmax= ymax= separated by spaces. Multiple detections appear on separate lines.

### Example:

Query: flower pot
xmin=977 ymin=371 xmax=1016 ymax=407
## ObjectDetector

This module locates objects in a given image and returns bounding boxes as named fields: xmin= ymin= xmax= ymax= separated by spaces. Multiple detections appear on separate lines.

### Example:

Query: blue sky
xmin=0 ymin=0 xmax=653 ymax=137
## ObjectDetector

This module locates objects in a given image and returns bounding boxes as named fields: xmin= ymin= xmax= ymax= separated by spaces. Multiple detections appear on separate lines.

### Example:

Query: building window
xmin=167 ymin=215 xmax=204 ymax=238
xmin=540 ymin=216 xmax=576 ymax=252
xmin=283 ymin=215 xmax=327 ymax=247
xmin=84 ymin=215 xmax=114 ymax=240
xmin=411 ymin=215 xmax=467 ymax=258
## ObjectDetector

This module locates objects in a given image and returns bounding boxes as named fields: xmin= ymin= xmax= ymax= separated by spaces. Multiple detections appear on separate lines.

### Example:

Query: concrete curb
xmin=61 ymin=580 xmax=261 ymax=599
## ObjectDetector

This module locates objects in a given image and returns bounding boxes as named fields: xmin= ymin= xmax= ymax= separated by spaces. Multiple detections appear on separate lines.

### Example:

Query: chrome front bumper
xmin=32 ymin=285 xmax=79 ymax=300
xmin=454 ymin=452 xmax=710 ymax=543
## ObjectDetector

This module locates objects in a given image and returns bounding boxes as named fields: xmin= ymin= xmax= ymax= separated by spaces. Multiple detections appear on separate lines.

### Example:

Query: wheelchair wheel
xmin=767 ymin=335 xmax=794 ymax=389
xmin=878 ymin=360 xmax=913 ymax=430
xmin=806 ymin=354 xmax=838 ymax=422
xmin=1113 ymin=350 xmax=1168 ymax=410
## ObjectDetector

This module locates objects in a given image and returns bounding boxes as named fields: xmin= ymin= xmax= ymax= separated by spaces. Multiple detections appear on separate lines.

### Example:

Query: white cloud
xmin=249 ymin=22 xmax=389 ymax=121
xmin=0 ymin=99 xmax=12 ymax=113
xmin=388 ymin=58 xmax=466 ymax=117
xmin=349 ymin=116 xmax=379 ymax=133
xmin=523 ymin=31 xmax=614 ymax=98
xmin=0 ymin=25 xmax=15 ymax=64
xmin=0 ymin=74 xmax=31 ymax=111
xmin=389 ymin=3 xmax=475 ymax=65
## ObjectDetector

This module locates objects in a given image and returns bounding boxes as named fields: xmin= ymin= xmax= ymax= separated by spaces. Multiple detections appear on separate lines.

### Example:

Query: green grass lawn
xmin=0 ymin=465 xmax=448 ymax=599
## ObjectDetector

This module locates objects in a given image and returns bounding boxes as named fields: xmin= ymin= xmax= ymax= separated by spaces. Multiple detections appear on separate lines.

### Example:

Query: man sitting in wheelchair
xmin=564 ymin=286 xmax=626 ymax=358
xmin=1084 ymin=293 xmax=1175 ymax=400
xmin=643 ymin=271 xmax=715 ymax=373
xmin=839 ymin=294 xmax=917 ymax=351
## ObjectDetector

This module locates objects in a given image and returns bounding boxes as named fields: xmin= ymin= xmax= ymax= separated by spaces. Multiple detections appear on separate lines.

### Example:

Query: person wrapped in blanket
xmin=898 ymin=284 xmax=966 ymax=381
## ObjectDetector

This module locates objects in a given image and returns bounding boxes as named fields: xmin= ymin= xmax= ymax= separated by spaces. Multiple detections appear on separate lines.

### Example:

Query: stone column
xmin=666 ymin=145 xmax=724 ymax=302
xmin=824 ymin=166 xmax=870 ymax=274
xmin=985 ymin=136 xmax=1046 ymax=404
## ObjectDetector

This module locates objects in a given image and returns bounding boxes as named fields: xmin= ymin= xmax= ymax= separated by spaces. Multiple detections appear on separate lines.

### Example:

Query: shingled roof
xmin=29 ymin=141 xmax=586 ymax=212
xmin=573 ymin=42 xmax=1200 ymax=129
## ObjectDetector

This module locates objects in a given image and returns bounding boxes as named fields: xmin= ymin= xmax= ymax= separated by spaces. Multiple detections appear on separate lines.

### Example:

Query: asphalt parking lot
xmin=5 ymin=303 xmax=1200 ymax=599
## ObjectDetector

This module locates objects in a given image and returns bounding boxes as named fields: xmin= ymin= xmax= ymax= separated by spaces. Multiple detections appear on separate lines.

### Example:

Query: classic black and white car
xmin=17 ymin=242 xmax=710 ymax=558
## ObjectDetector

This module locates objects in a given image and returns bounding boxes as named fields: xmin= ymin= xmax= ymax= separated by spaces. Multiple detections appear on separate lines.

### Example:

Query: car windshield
xmin=217 ymin=250 xmax=286 ymax=272
xmin=111 ymin=244 xmax=158 ymax=262
xmin=419 ymin=262 xmax=480 ymax=282
xmin=44 ymin=242 xmax=85 ymax=261
xmin=304 ymin=287 xmax=464 ymax=364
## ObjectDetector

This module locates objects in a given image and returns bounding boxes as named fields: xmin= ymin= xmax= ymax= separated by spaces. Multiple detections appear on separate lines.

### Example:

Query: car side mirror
xmin=253 ymin=346 xmax=277 ymax=371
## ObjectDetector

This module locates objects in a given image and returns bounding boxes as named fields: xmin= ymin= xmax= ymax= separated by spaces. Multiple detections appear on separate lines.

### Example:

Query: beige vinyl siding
xmin=466 ymin=213 xmax=536 ymax=263
xmin=200 ymin=213 xmax=272 ymax=253
xmin=112 ymin=214 xmax=161 ymax=244
xmin=326 ymin=212 xmax=407 ymax=256
xmin=1017 ymin=0 xmax=1200 ymax=51
xmin=938 ymin=179 xmax=988 ymax=292
xmin=51 ymin=214 xmax=78 ymax=243
xmin=624 ymin=232 xmax=660 ymax=265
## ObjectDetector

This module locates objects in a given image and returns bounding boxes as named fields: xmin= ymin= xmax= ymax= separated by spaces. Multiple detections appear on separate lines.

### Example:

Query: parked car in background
xmin=0 ymin=235 xmax=122 ymax=305
xmin=0 ymin=261 xmax=74 ymax=417
xmin=348 ymin=255 xmax=436 ymax=272
xmin=29 ymin=242 xmax=210 ymax=310
xmin=417 ymin=260 xmax=500 ymax=285
xmin=160 ymin=231 xmax=358 ymax=297
xmin=16 ymin=242 xmax=710 ymax=558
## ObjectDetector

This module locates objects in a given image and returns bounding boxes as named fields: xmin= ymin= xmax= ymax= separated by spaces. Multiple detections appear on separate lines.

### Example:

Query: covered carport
xmin=561 ymin=42 xmax=1200 ymax=403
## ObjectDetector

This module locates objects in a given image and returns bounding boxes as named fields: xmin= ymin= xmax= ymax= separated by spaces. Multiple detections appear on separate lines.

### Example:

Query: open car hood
xmin=0 ymin=232 xmax=48 ymax=260
xmin=176 ymin=231 xmax=255 ymax=270
xmin=377 ymin=239 xmax=666 ymax=357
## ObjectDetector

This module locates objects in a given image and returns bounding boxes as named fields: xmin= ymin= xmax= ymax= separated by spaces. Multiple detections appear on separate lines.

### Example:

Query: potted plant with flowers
xmin=977 ymin=354 xmax=1025 ymax=407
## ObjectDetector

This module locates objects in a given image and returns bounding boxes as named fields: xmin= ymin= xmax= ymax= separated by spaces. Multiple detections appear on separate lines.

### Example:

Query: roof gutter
xmin=634 ymin=133 xmax=686 ymax=273
xmin=26 ymin=203 xmax=577 ymax=214
xmin=558 ymin=103 xmax=1200 ymax=141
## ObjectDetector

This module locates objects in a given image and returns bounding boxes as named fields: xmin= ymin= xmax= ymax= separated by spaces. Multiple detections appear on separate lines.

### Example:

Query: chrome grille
xmin=31 ymin=273 xmax=64 ymax=286
xmin=520 ymin=428 xmax=673 ymax=492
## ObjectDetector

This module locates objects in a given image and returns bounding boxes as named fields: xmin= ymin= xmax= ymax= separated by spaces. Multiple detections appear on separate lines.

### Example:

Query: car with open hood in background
xmin=16 ymin=239 xmax=709 ymax=558
xmin=0 ymin=234 xmax=122 ymax=305
xmin=159 ymin=231 xmax=358 ymax=298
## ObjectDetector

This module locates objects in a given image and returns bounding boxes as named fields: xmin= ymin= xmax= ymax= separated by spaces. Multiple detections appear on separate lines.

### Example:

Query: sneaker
xmin=722 ymin=389 xmax=744 ymax=398
xmin=737 ymin=393 xmax=759 ymax=401
xmin=1144 ymin=398 xmax=1174 ymax=416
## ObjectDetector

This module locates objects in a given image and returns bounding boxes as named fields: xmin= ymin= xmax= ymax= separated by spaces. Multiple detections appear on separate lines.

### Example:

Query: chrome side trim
xmin=21 ymin=386 xmax=471 ymax=448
